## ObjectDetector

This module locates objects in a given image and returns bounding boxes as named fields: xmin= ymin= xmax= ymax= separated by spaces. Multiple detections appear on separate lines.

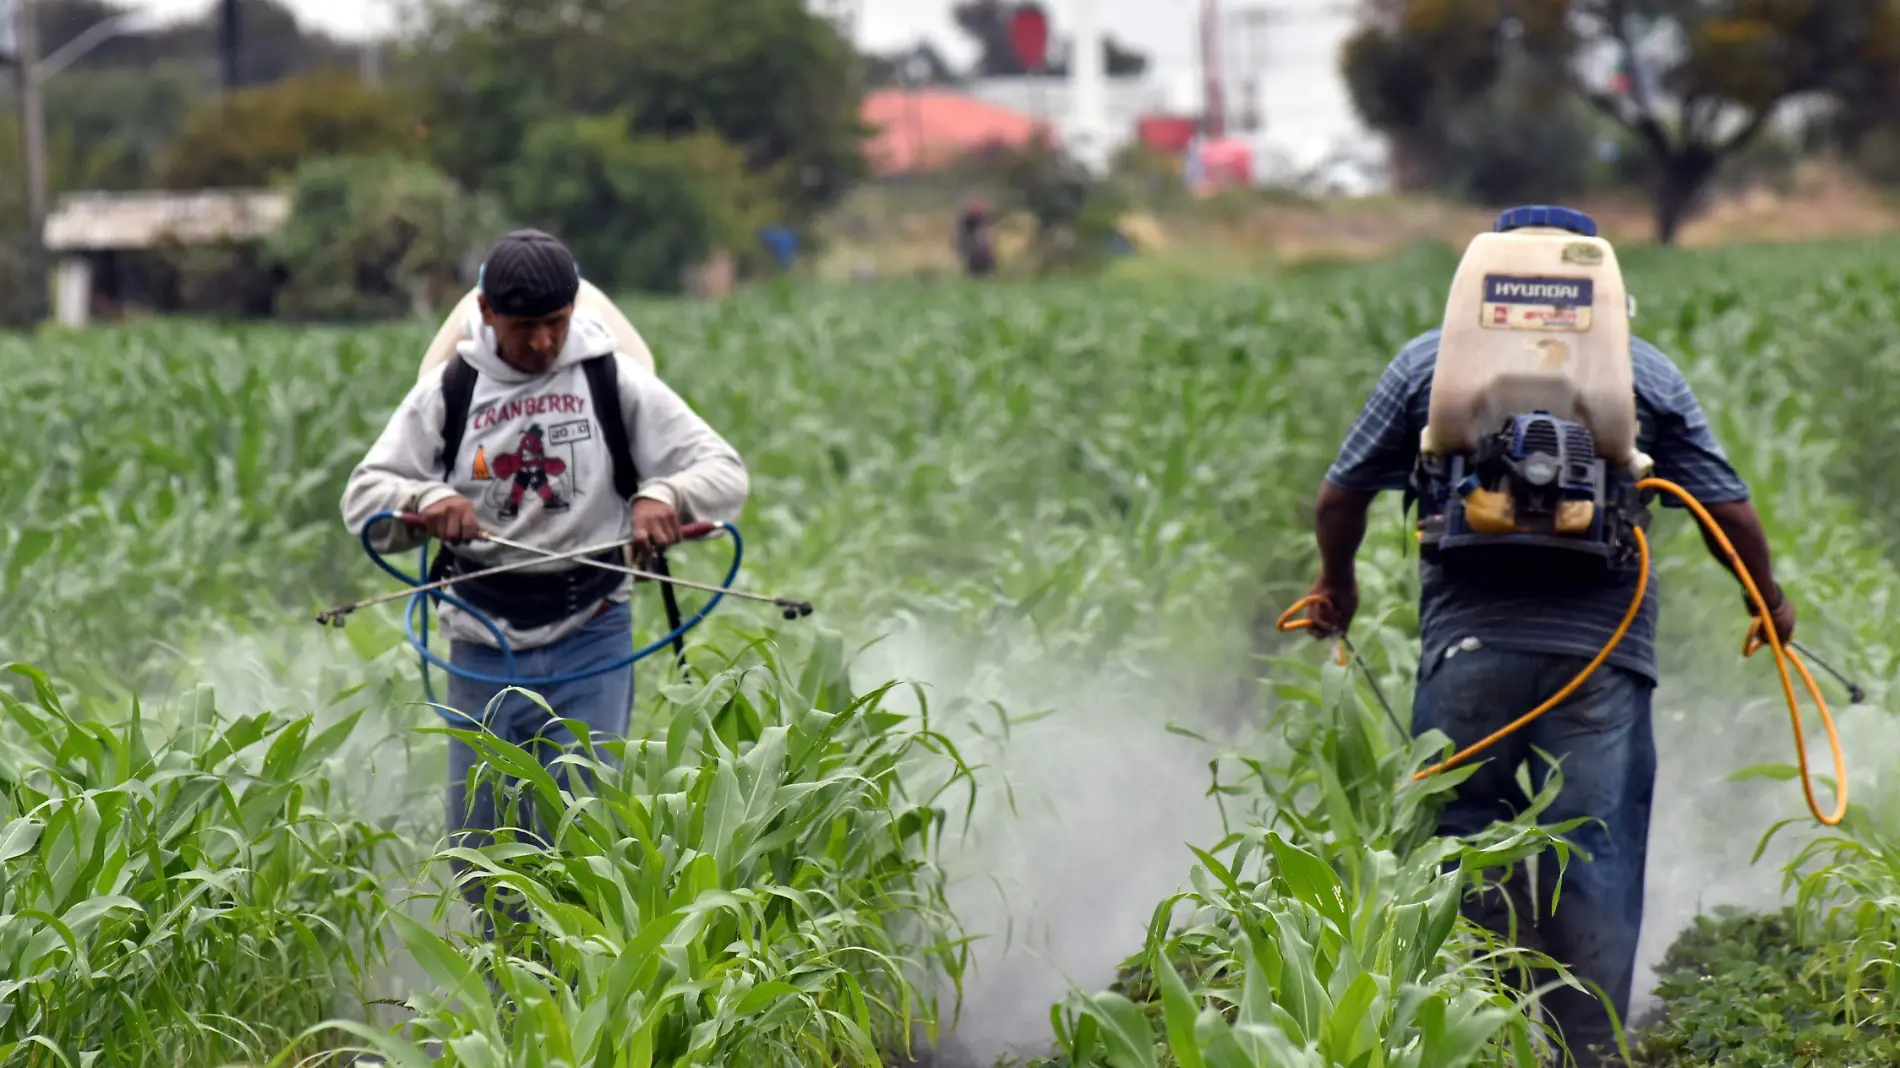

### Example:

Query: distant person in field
xmin=1300 ymin=326 xmax=1794 ymax=1065
xmin=956 ymin=199 xmax=996 ymax=278
xmin=340 ymin=228 xmax=748 ymax=853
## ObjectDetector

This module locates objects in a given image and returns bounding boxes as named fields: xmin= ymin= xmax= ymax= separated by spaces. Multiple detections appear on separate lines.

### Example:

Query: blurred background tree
xmin=265 ymin=154 xmax=503 ymax=320
xmin=400 ymin=0 xmax=870 ymax=223
xmin=153 ymin=68 xmax=428 ymax=188
xmin=502 ymin=118 xmax=781 ymax=294
xmin=1343 ymin=0 xmax=1900 ymax=243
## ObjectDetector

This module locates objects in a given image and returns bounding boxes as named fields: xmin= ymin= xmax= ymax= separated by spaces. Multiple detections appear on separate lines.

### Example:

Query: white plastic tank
xmin=1422 ymin=206 xmax=1645 ymax=474
xmin=416 ymin=278 xmax=657 ymax=384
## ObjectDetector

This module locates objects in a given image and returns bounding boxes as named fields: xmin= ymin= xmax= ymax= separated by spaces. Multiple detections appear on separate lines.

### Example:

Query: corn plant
xmin=293 ymin=630 xmax=976 ymax=1066
xmin=0 ymin=663 xmax=406 ymax=1066
xmin=1042 ymin=587 xmax=1587 ymax=1068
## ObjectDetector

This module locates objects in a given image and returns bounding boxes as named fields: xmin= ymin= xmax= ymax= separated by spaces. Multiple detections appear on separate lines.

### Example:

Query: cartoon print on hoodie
xmin=486 ymin=423 xmax=570 ymax=517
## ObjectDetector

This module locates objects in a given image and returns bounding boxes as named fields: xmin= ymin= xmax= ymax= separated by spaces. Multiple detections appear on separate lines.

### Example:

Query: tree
xmin=152 ymin=68 xmax=427 ymax=188
xmin=267 ymin=155 xmax=504 ymax=320
xmin=1439 ymin=75 xmax=1605 ymax=204
xmin=503 ymin=118 xmax=779 ymax=294
xmin=42 ymin=63 xmax=204 ymax=191
xmin=403 ymin=0 xmax=870 ymax=222
xmin=995 ymin=140 xmax=1129 ymax=273
xmin=1343 ymin=0 xmax=1900 ymax=243
xmin=1341 ymin=0 xmax=1515 ymax=189
xmin=1529 ymin=0 xmax=1900 ymax=243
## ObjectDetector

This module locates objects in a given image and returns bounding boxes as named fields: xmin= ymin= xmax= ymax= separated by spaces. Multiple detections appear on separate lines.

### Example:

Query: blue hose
xmin=357 ymin=510 xmax=743 ymax=712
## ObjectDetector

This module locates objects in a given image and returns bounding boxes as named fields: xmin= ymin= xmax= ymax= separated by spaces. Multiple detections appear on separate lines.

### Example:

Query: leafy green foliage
xmin=153 ymin=68 xmax=430 ymax=190
xmin=1431 ymin=72 xmax=1606 ymax=205
xmin=404 ymin=0 xmax=870 ymax=220
xmin=30 ymin=0 xmax=364 ymax=87
xmin=505 ymin=121 xmax=781 ymax=294
xmin=993 ymin=141 xmax=1132 ymax=274
xmin=0 ymin=663 xmax=406 ymax=1065
xmin=40 ymin=63 xmax=205 ymax=193
xmin=307 ymin=634 xmax=972 ymax=1065
xmin=1041 ymin=651 xmax=1587 ymax=1067
xmin=268 ymin=154 xmax=505 ymax=320
xmin=1624 ymin=908 xmax=1900 ymax=1066
xmin=1342 ymin=0 xmax=1900 ymax=240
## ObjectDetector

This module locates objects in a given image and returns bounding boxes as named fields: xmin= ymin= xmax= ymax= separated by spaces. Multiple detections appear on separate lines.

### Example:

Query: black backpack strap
xmin=580 ymin=352 xmax=689 ymax=676
xmin=580 ymin=353 xmax=642 ymax=500
xmin=438 ymin=353 xmax=480 ymax=481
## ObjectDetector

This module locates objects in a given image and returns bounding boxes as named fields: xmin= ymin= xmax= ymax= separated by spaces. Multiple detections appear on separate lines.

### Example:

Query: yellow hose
xmin=1283 ymin=477 xmax=1849 ymax=826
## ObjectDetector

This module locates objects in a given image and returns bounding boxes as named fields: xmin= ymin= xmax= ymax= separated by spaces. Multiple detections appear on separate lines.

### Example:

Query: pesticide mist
xmin=852 ymin=622 xmax=1239 ymax=1064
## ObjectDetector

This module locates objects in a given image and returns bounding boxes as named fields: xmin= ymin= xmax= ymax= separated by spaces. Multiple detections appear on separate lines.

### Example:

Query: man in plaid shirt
xmin=1304 ymin=326 xmax=1796 ymax=1065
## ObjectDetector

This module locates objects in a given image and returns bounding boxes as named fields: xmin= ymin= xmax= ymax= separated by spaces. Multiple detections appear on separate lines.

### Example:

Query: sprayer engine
xmin=1416 ymin=411 xmax=1647 ymax=586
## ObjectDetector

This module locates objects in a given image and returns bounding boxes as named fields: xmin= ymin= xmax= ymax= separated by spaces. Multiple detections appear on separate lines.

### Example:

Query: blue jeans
xmin=1413 ymin=644 xmax=1656 ymax=1066
xmin=442 ymin=601 xmax=635 ymax=853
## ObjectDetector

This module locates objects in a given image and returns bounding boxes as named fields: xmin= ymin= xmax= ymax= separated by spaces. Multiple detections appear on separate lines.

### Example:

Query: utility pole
xmin=1071 ymin=0 xmax=1109 ymax=174
xmin=219 ymin=0 xmax=239 ymax=89
xmin=15 ymin=0 xmax=45 ymax=239
xmin=1199 ymin=0 xmax=1224 ymax=139
xmin=1232 ymin=5 xmax=1270 ymax=134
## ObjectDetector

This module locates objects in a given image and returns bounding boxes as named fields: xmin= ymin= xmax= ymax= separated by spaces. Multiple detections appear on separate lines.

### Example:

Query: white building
xmin=40 ymin=188 xmax=290 ymax=327
xmin=1214 ymin=1 xmax=1388 ymax=191
xmin=960 ymin=1 xmax=1389 ymax=194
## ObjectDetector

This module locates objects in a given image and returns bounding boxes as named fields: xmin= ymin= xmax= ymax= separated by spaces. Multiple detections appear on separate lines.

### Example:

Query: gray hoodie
xmin=340 ymin=310 xmax=749 ymax=650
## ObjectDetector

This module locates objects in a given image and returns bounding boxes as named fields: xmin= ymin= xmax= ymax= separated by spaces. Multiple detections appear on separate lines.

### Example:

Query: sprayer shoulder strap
xmin=578 ymin=353 xmax=689 ymax=674
xmin=580 ymin=353 xmax=643 ymax=501
xmin=438 ymin=354 xmax=479 ymax=481
xmin=436 ymin=352 xmax=640 ymax=499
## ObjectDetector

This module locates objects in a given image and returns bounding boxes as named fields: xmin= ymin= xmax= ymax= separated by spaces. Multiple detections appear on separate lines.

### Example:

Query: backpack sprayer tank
xmin=416 ymin=279 xmax=658 ymax=384
xmin=1414 ymin=206 xmax=1654 ymax=587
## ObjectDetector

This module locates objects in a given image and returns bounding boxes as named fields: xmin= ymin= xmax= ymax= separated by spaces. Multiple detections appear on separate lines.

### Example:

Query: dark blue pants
xmin=1413 ymin=644 xmax=1656 ymax=1066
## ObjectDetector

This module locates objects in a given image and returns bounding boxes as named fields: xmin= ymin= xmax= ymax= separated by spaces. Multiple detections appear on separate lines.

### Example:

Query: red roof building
xmin=861 ymin=89 xmax=1052 ymax=176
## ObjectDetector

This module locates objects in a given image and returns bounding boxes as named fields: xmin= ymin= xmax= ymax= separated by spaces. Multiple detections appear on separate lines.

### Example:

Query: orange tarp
xmin=861 ymin=89 xmax=1051 ymax=175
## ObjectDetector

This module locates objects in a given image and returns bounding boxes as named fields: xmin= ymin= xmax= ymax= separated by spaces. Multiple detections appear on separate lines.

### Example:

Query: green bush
xmin=44 ymin=62 xmax=205 ymax=192
xmin=1625 ymin=908 xmax=1900 ymax=1066
xmin=406 ymin=0 xmax=869 ymax=220
xmin=148 ymin=239 xmax=280 ymax=319
xmin=1439 ymin=91 xmax=1599 ymax=205
xmin=993 ymin=140 xmax=1130 ymax=274
xmin=503 ymin=116 xmax=781 ymax=294
xmin=1849 ymin=125 xmax=1900 ymax=187
xmin=0 ymin=233 xmax=47 ymax=331
xmin=267 ymin=155 xmax=505 ymax=321
xmin=153 ymin=68 xmax=428 ymax=190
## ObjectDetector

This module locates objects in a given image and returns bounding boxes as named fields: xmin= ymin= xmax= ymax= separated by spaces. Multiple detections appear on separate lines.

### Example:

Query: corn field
xmin=5 ymin=236 xmax=1900 ymax=1065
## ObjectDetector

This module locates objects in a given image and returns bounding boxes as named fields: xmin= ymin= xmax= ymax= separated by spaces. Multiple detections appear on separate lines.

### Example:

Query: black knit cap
xmin=479 ymin=228 xmax=581 ymax=318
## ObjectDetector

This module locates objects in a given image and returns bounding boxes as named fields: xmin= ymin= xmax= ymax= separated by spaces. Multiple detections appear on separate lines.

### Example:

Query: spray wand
xmin=315 ymin=514 xmax=814 ymax=627
xmin=1786 ymin=639 xmax=1867 ymax=705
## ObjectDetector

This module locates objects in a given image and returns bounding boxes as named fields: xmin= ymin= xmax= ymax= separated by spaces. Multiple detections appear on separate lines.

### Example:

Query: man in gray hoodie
xmin=341 ymin=229 xmax=749 ymax=847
